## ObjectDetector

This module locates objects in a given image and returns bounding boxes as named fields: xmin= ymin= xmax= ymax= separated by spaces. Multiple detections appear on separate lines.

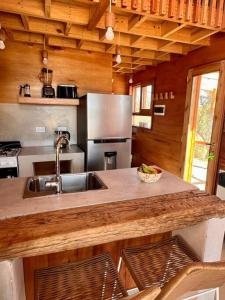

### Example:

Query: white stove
xmin=0 ymin=141 xmax=21 ymax=178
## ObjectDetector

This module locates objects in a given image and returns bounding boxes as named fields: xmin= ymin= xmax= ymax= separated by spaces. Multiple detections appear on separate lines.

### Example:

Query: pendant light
xmin=0 ymin=25 xmax=6 ymax=50
xmin=129 ymin=62 xmax=133 ymax=84
xmin=115 ymin=48 xmax=122 ymax=64
xmin=129 ymin=76 xmax=133 ymax=84
xmin=115 ymin=32 xmax=122 ymax=64
xmin=42 ymin=36 xmax=48 ymax=65
xmin=105 ymin=0 xmax=115 ymax=41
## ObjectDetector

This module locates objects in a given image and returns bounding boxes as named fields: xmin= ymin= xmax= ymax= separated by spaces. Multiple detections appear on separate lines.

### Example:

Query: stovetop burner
xmin=0 ymin=148 xmax=20 ymax=157
xmin=0 ymin=141 xmax=21 ymax=157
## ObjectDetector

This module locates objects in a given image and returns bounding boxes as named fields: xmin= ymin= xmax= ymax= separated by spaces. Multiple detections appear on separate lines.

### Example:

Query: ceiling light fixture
xmin=105 ymin=0 xmax=115 ymax=41
xmin=0 ymin=25 xmax=6 ymax=50
xmin=115 ymin=32 xmax=122 ymax=64
xmin=42 ymin=36 xmax=48 ymax=65
xmin=129 ymin=62 xmax=133 ymax=84
xmin=129 ymin=76 xmax=133 ymax=84
xmin=115 ymin=46 xmax=122 ymax=64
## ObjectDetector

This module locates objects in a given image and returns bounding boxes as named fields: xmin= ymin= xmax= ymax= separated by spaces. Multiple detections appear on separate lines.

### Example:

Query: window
xmin=132 ymin=84 xmax=153 ymax=129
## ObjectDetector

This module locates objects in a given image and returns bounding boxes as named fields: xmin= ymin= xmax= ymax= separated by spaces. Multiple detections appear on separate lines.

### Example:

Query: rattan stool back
xmin=157 ymin=261 xmax=225 ymax=300
xmin=122 ymin=235 xmax=200 ymax=290
xmin=35 ymin=252 xmax=128 ymax=300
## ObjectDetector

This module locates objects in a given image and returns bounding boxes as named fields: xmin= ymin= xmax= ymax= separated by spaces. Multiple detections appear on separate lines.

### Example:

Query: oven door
xmin=0 ymin=167 xmax=18 ymax=178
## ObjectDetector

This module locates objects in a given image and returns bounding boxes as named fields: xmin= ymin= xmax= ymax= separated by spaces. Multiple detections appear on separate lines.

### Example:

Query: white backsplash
xmin=0 ymin=104 xmax=77 ymax=146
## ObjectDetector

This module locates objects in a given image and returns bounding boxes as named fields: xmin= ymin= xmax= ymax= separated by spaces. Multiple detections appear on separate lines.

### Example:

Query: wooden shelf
xmin=18 ymin=96 xmax=79 ymax=106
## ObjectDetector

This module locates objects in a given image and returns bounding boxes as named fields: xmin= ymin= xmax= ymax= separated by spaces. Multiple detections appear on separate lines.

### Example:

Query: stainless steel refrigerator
xmin=77 ymin=93 xmax=132 ymax=171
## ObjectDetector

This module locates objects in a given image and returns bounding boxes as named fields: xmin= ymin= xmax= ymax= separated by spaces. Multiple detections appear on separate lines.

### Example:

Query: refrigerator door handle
xmin=92 ymin=138 xmax=130 ymax=144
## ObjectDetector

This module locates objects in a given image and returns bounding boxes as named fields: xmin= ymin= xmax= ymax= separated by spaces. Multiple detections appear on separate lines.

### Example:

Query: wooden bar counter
xmin=0 ymin=168 xmax=225 ymax=261
xmin=1 ymin=168 xmax=225 ymax=300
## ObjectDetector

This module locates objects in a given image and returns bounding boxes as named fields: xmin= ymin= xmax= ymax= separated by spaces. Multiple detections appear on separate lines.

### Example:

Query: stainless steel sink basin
xmin=23 ymin=172 xmax=107 ymax=198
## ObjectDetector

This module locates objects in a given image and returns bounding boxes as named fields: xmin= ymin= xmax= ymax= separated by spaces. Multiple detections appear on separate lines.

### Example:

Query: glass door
xmin=184 ymin=72 xmax=219 ymax=191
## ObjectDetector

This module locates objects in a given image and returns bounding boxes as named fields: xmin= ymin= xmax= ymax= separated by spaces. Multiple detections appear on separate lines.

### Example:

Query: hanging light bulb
xmin=42 ymin=36 xmax=48 ymax=65
xmin=105 ymin=26 xmax=114 ymax=41
xmin=0 ymin=25 xmax=6 ymax=50
xmin=0 ymin=40 xmax=5 ymax=50
xmin=42 ymin=49 xmax=48 ymax=65
xmin=116 ymin=53 xmax=122 ymax=64
xmin=105 ymin=0 xmax=115 ymax=41
xmin=115 ymin=45 xmax=122 ymax=64
xmin=129 ymin=62 xmax=133 ymax=84
xmin=129 ymin=76 xmax=133 ymax=84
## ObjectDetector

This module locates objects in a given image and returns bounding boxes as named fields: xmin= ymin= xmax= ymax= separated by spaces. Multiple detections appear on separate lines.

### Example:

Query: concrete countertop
xmin=0 ymin=168 xmax=225 ymax=260
xmin=19 ymin=144 xmax=83 ymax=156
xmin=0 ymin=168 xmax=195 ymax=220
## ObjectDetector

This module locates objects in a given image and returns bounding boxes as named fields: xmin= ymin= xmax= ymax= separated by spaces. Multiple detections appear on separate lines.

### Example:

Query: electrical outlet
xmin=35 ymin=127 xmax=46 ymax=133
xmin=56 ymin=126 xmax=67 ymax=131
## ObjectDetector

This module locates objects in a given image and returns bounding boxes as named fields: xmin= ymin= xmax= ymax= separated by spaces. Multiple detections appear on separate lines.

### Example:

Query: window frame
xmin=132 ymin=82 xmax=154 ymax=129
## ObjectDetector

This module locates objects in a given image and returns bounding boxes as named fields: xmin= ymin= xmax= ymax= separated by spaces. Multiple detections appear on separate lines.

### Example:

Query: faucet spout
xmin=45 ymin=135 xmax=69 ymax=194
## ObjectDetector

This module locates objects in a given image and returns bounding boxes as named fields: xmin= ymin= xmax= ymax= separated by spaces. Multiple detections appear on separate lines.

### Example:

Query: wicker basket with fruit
xmin=137 ymin=164 xmax=162 ymax=183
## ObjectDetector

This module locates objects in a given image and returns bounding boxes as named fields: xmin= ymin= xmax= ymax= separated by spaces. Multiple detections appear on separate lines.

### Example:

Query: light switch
xmin=35 ymin=127 xmax=46 ymax=133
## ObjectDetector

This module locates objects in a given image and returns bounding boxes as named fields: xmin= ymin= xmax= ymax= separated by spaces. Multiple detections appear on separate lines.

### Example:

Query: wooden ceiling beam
xmin=98 ymin=17 xmax=211 ymax=46
xmin=130 ymin=35 xmax=145 ymax=45
xmin=4 ymin=28 xmax=14 ymax=41
xmin=113 ymin=56 xmax=148 ymax=64
xmin=113 ymin=2 xmax=221 ymax=31
xmin=44 ymin=0 xmax=51 ymax=18
xmin=12 ymin=32 xmax=170 ymax=62
xmin=155 ymin=51 xmax=170 ymax=60
xmin=190 ymin=28 xmax=219 ymax=43
xmin=112 ymin=62 xmax=135 ymax=69
xmin=0 ymin=0 xmax=89 ymax=26
xmin=0 ymin=13 xmax=188 ymax=55
xmin=13 ymin=30 xmax=44 ymax=44
xmin=105 ymin=43 xmax=115 ymax=52
xmin=65 ymin=22 xmax=72 ymax=35
xmin=161 ymin=21 xmax=186 ymax=37
xmin=20 ymin=15 xmax=30 ymax=30
xmin=77 ymin=39 xmax=84 ymax=49
xmin=88 ymin=0 xmax=109 ymax=30
xmin=128 ymin=15 xmax=148 ymax=30
xmin=0 ymin=0 xmax=222 ymax=33
xmin=132 ymin=48 xmax=144 ymax=55
xmin=158 ymin=40 xmax=175 ymax=50
xmin=0 ymin=2 xmax=213 ymax=47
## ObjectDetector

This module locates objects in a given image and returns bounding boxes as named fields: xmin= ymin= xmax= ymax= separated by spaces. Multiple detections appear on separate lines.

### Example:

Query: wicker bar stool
xmin=121 ymin=235 xmax=201 ymax=291
xmin=35 ymin=252 xmax=128 ymax=300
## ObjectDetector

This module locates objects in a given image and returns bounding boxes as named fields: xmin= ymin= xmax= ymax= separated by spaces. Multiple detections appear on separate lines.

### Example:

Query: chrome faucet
xmin=45 ymin=135 xmax=69 ymax=193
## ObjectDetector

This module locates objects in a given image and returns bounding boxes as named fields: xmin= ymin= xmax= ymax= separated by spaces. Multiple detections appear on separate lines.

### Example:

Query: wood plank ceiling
xmin=0 ymin=0 xmax=224 ymax=74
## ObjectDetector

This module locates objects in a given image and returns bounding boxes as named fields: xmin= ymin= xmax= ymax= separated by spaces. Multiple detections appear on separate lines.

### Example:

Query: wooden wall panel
xmin=0 ymin=41 xmax=128 ymax=103
xmin=23 ymin=232 xmax=170 ymax=300
xmin=218 ymin=132 xmax=225 ymax=170
xmin=133 ymin=32 xmax=225 ymax=176
xmin=112 ymin=73 xmax=129 ymax=95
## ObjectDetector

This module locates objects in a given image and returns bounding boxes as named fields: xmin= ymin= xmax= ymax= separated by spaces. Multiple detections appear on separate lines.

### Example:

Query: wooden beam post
xmin=88 ymin=0 xmax=109 ymax=30
xmin=77 ymin=39 xmax=84 ymax=49
xmin=44 ymin=0 xmax=51 ymax=18
xmin=65 ymin=22 xmax=72 ymax=36
xmin=21 ymin=15 xmax=30 ymax=30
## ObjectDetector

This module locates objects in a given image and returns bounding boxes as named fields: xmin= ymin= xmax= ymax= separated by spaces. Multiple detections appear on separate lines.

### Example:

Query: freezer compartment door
xmin=87 ymin=139 xmax=131 ymax=171
xmin=87 ymin=93 xmax=132 ymax=139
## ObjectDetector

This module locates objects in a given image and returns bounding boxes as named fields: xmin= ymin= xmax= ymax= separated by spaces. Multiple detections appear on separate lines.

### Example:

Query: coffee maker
xmin=40 ymin=68 xmax=55 ymax=98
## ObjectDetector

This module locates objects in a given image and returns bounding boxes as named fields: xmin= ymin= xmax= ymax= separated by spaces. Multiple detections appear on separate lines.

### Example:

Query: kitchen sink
xmin=23 ymin=172 xmax=107 ymax=198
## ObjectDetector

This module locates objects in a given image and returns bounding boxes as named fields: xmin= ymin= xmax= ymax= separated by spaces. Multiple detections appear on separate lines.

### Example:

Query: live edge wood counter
xmin=0 ymin=168 xmax=225 ymax=261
